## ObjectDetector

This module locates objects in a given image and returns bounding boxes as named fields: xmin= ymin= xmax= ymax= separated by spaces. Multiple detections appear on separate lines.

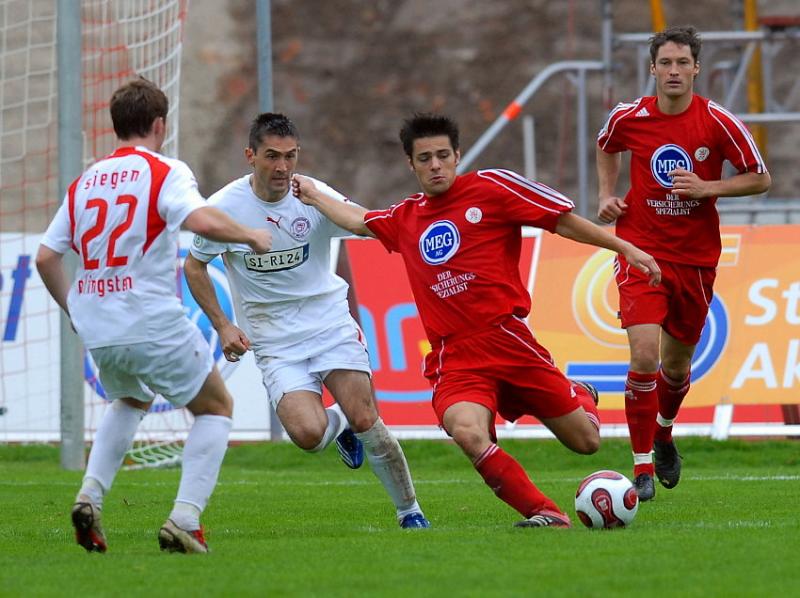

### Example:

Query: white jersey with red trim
xmin=597 ymin=94 xmax=768 ymax=267
xmin=189 ymin=174 xmax=354 ymax=355
xmin=364 ymin=169 xmax=573 ymax=344
xmin=40 ymin=146 xmax=207 ymax=348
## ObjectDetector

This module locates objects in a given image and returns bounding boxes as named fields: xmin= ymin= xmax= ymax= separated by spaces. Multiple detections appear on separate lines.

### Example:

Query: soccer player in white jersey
xmin=184 ymin=113 xmax=429 ymax=529
xmin=36 ymin=78 xmax=271 ymax=554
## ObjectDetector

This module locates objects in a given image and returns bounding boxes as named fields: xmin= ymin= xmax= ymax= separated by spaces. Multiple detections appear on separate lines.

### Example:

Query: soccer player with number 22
xmin=37 ymin=78 xmax=271 ymax=554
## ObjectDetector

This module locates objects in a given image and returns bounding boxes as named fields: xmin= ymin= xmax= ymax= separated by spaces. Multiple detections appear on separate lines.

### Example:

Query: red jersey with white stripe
xmin=364 ymin=169 xmax=573 ymax=343
xmin=597 ymin=94 xmax=767 ymax=267
xmin=40 ymin=146 xmax=206 ymax=348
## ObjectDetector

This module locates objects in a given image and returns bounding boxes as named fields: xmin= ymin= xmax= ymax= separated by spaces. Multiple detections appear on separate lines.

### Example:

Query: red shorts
xmin=423 ymin=316 xmax=580 ymax=431
xmin=615 ymin=255 xmax=716 ymax=346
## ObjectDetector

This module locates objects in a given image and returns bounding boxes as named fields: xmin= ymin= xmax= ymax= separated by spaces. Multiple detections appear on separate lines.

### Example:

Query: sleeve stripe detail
xmin=477 ymin=169 xmax=574 ymax=213
xmin=364 ymin=194 xmax=424 ymax=223
xmin=480 ymin=169 xmax=574 ymax=207
xmin=597 ymin=98 xmax=642 ymax=150
xmin=67 ymin=175 xmax=81 ymax=253
xmin=364 ymin=212 xmax=393 ymax=224
xmin=707 ymin=101 xmax=768 ymax=173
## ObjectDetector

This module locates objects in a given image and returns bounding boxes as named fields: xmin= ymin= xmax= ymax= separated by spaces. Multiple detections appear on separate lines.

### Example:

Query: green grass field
xmin=1 ymin=437 xmax=798 ymax=597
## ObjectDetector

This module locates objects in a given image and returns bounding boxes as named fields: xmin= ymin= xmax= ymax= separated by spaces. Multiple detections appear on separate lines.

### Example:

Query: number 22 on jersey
xmin=79 ymin=194 xmax=137 ymax=270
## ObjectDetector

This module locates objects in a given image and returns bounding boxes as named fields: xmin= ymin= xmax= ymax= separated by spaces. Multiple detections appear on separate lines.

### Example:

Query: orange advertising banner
xmin=530 ymin=225 xmax=800 ymax=409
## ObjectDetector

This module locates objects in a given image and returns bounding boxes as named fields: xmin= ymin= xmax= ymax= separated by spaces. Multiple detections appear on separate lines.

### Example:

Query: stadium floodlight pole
xmin=256 ymin=0 xmax=283 ymax=442
xmin=57 ymin=0 xmax=85 ymax=470
xmin=601 ymin=0 xmax=613 ymax=109
xmin=575 ymin=68 xmax=589 ymax=217
xmin=257 ymin=0 xmax=274 ymax=113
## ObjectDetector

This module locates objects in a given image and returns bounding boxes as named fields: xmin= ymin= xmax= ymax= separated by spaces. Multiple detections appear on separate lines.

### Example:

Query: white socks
xmin=79 ymin=400 xmax=146 ymax=508
xmin=355 ymin=418 xmax=421 ymax=519
xmin=77 ymin=402 xmax=231 ymax=532
xmin=171 ymin=414 xmax=232 ymax=531
xmin=307 ymin=403 xmax=348 ymax=453
xmin=169 ymin=501 xmax=202 ymax=532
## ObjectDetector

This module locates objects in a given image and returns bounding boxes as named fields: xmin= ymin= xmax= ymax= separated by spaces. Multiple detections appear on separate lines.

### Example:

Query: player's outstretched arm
xmin=184 ymin=207 xmax=272 ymax=254
xmin=291 ymin=174 xmax=375 ymax=238
xmin=183 ymin=253 xmax=250 ymax=362
xmin=555 ymin=212 xmax=661 ymax=286
xmin=596 ymin=148 xmax=627 ymax=223
xmin=35 ymin=245 xmax=70 ymax=315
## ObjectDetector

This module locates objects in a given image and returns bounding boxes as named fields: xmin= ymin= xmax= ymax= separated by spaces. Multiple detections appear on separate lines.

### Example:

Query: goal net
xmin=0 ymin=0 xmax=191 ymax=466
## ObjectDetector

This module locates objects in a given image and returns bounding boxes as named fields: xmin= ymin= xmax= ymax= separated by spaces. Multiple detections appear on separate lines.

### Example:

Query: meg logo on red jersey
xmin=418 ymin=220 xmax=460 ymax=265
xmin=650 ymin=144 xmax=693 ymax=188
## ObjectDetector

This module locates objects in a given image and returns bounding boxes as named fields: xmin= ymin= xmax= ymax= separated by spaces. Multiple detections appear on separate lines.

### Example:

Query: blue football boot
xmin=399 ymin=512 xmax=431 ymax=529
xmin=335 ymin=428 xmax=364 ymax=469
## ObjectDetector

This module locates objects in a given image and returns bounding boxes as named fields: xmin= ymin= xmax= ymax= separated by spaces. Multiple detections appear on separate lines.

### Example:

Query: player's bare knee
xmin=202 ymin=387 xmax=233 ymax=417
xmin=628 ymin=341 xmax=659 ymax=373
xmin=629 ymin=357 xmax=659 ymax=374
xmin=291 ymin=426 xmax=326 ymax=452
xmin=449 ymin=423 xmax=487 ymax=456
xmin=579 ymin=430 xmax=601 ymax=455
xmin=187 ymin=389 xmax=232 ymax=417
xmin=346 ymin=406 xmax=378 ymax=433
xmin=215 ymin=391 xmax=233 ymax=417
xmin=661 ymin=361 xmax=690 ymax=381
xmin=188 ymin=368 xmax=233 ymax=417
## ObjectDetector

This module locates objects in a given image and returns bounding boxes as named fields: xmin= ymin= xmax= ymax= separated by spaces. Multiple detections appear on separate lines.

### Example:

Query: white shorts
xmin=255 ymin=318 xmax=372 ymax=408
xmin=89 ymin=320 xmax=214 ymax=408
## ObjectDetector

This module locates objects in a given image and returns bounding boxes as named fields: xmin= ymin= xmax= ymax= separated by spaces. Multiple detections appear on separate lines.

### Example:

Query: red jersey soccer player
xmin=596 ymin=26 xmax=770 ymax=501
xmin=292 ymin=113 xmax=661 ymax=528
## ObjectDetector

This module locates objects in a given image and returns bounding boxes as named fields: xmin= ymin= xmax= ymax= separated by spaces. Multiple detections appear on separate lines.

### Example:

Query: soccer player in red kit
xmin=292 ymin=113 xmax=661 ymax=528
xmin=596 ymin=26 xmax=770 ymax=501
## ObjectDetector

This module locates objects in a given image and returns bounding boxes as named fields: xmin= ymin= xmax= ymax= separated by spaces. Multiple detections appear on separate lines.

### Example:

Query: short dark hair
xmin=248 ymin=113 xmax=299 ymax=150
xmin=109 ymin=77 xmax=168 ymax=140
xmin=399 ymin=113 xmax=460 ymax=158
xmin=649 ymin=26 xmax=702 ymax=64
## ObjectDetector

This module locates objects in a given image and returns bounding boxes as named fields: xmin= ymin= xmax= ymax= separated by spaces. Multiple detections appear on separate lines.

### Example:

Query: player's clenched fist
xmin=669 ymin=168 xmax=709 ymax=198
xmin=597 ymin=195 xmax=628 ymax=224
xmin=247 ymin=228 xmax=272 ymax=254
xmin=291 ymin=174 xmax=317 ymax=205
xmin=218 ymin=322 xmax=251 ymax=362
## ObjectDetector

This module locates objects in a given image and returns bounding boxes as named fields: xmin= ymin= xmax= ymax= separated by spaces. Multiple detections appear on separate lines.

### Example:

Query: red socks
xmin=655 ymin=368 xmax=691 ymax=443
xmin=573 ymin=382 xmax=600 ymax=431
xmin=474 ymin=444 xmax=562 ymax=517
xmin=625 ymin=371 xmax=658 ymax=477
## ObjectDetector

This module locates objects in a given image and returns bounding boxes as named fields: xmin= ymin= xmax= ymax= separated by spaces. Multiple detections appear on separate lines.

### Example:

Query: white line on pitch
xmin=4 ymin=474 xmax=799 ymax=489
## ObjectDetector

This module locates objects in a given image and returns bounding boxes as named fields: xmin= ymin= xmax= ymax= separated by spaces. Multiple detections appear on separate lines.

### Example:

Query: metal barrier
xmin=458 ymin=0 xmax=800 ymax=219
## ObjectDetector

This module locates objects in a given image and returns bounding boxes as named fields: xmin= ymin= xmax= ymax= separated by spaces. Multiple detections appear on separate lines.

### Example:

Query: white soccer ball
xmin=575 ymin=470 xmax=639 ymax=529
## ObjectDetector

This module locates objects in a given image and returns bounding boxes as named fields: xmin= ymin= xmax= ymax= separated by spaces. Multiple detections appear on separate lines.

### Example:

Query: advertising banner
xmin=530 ymin=226 xmax=800 ymax=409
xmin=3 ymin=226 xmax=796 ymax=440
xmin=345 ymin=226 xmax=797 ymax=429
